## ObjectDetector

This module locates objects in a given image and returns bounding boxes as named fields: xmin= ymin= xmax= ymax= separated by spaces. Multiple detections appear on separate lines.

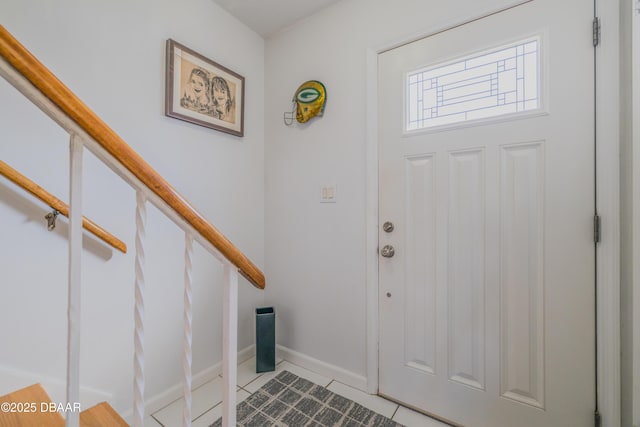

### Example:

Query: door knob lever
xmin=381 ymin=245 xmax=395 ymax=258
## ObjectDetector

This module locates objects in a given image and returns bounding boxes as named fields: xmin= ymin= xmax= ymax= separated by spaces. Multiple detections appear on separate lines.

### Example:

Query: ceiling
xmin=213 ymin=0 xmax=344 ymax=38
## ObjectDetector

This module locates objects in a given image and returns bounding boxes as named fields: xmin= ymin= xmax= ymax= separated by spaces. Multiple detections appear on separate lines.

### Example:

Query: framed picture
xmin=165 ymin=39 xmax=244 ymax=136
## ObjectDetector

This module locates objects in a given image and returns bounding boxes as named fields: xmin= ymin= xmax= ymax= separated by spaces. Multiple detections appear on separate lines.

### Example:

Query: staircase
xmin=0 ymin=24 xmax=266 ymax=427
xmin=0 ymin=384 xmax=128 ymax=427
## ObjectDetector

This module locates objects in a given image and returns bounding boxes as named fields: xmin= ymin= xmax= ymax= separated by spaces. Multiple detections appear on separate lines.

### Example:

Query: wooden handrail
xmin=0 ymin=160 xmax=128 ymax=253
xmin=0 ymin=25 xmax=265 ymax=289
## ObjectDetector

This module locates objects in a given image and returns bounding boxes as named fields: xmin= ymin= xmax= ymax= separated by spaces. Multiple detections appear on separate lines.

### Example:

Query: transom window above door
xmin=405 ymin=36 xmax=540 ymax=132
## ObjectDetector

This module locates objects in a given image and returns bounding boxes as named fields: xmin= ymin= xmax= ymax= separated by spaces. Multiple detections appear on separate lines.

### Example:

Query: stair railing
xmin=0 ymin=25 xmax=265 ymax=427
xmin=0 ymin=159 xmax=128 ymax=253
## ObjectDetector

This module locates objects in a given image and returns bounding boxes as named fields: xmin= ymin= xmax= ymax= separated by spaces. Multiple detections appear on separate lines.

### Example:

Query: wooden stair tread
xmin=1 ymin=385 xmax=127 ymax=427
xmin=0 ymin=383 xmax=65 ymax=427
xmin=80 ymin=402 xmax=128 ymax=427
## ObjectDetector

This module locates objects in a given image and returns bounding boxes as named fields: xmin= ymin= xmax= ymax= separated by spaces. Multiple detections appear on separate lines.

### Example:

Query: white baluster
xmin=133 ymin=191 xmax=147 ymax=427
xmin=66 ymin=134 xmax=83 ymax=427
xmin=182 ymin=234 xmax=194 ymax=427
xmin=222 ymin=264 xmax=238 ymax=427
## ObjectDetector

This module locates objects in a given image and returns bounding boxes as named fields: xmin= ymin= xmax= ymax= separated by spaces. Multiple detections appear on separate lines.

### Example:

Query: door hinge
xmin=594 ymin=410 xmax=602 ymax=427
xmin=593 ymin=17 xmax=601 ymax=47
xmin=592 ymin=17 xmax=601 ymax=47
xmin=635 ymin=0 xmax=640 ymax=15
xmin=594 ymin=214 xmax=601 ymax=244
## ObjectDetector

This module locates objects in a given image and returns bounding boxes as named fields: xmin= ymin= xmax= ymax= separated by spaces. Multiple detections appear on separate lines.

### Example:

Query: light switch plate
xmin=320 ymin=185 xmax=337 ymax=203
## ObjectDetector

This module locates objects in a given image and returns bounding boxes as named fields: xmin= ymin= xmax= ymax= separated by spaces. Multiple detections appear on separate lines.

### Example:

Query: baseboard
xmin=0 ymin=364 xmax=112 ymax=409
xmin=276 ymin=345 xmax=368 ymax=393
xmin=119 ymin=343 xmax=370 ymax=421
xmin=121 ymin=345 xmax=255 ymax=420
xmin=140 ymin=344 xmax=370 ymax=420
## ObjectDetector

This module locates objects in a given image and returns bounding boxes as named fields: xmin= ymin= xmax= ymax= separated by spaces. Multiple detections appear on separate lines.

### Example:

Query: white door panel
xmin=378 ymin=1 xmax=594 ymax=426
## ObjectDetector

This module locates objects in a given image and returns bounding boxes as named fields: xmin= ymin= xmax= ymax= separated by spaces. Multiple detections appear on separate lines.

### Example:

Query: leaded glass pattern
xmin=406 ymin=37 xmax=540 ymax=131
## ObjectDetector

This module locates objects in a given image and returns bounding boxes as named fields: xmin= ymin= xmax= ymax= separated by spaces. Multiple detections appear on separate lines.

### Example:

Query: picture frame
xmin=165 ymin=39 xmax=244 ymax=136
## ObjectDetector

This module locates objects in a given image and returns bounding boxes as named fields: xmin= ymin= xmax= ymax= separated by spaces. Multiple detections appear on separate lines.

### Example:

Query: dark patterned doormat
xmin=210 ymin=370 xmax=403 ymax=427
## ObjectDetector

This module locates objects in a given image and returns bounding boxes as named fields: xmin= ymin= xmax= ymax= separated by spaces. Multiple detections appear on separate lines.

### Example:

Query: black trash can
xmin=255 ymin=307 xmax=275 ymax=373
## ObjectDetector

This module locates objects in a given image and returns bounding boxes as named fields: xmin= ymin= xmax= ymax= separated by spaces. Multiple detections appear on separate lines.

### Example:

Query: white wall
xmin=0 ymin=0 xmax=265 ymax=417
xmin=264 ymin=0 xmax=533 ymax=384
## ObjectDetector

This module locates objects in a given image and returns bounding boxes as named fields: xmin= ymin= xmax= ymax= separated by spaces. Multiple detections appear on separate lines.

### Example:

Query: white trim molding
xmin=123 ymin=345 xmax=256 ymax=422
xmin=631 ymin=0 xmax=640 ymax=423
xmin=277 ymin=345 xmax=368 ymax=392
xmin=596 ymin=1 xmax=621 ymax=426
xmin=365 ymin=47 xmax=380 ymax=395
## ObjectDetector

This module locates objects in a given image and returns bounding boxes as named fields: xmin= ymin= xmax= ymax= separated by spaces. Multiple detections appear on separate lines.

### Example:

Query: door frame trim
xmin=364 ymin=1 xmax=621 ymax=425
xmin=594 ymin=0 xmax=621 ymax=425
xmin=630 ymin=0 xmax=640 ymax=423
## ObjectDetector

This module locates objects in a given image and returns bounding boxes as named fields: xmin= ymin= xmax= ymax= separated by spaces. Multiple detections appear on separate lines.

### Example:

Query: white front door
xmin=378 ymin=1 xmax=595 ymax=426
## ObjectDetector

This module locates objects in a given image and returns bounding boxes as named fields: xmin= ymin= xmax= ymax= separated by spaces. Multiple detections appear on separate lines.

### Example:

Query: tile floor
xmin=146 ymin=358 xmax=449 ymax=427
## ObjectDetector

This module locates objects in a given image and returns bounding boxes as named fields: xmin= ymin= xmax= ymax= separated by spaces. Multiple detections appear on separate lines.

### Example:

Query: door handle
xmin=380 ymin=245 xmax=395 ymax=258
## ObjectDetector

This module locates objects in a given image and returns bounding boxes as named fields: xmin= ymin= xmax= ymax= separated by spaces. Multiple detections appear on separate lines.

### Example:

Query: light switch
xmin=320 ymin=185 xmax=337 ymax=203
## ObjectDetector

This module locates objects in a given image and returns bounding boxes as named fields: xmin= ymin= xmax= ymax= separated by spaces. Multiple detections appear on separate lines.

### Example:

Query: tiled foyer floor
xmin=146 ymin=358 xmax=449 ymax=427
